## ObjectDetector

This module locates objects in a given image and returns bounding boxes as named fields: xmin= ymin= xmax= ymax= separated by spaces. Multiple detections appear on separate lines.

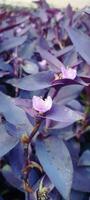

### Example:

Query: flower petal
xmin=61 ymin=67 xmax=77 ymax=80
xmin=44 ymin=96 xmax=53 ymax=111
xmin=32 ymin=96 xmax=52 ymax=113
xmin=66 ymin=68 xmax=77 ymax=79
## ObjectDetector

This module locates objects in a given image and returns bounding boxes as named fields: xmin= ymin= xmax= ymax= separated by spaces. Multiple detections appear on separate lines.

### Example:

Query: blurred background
xmin=0 ymin=0 xmax=90 ymax=8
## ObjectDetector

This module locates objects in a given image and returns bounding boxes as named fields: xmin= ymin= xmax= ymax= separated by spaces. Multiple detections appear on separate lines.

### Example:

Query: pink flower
xmin=32 ymin=96 xmax=52 ymax=113
xmin=38 ymin=60 xmax=47 ymax=66
xmin=61 ymin=66 xmax=77 ymax=80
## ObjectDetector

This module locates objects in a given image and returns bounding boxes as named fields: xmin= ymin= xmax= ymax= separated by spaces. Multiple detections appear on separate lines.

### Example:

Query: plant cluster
xmin=0 ymin=1 xmax=90 ymax=200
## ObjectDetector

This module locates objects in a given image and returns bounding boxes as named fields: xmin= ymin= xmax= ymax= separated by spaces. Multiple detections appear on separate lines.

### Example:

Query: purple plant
xmin=0 ymin=1 xmax=90 ymax=200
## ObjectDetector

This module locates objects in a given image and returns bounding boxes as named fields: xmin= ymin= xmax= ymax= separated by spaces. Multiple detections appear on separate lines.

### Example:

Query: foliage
xmin=0 ymin=1 xmax=90 ymax=200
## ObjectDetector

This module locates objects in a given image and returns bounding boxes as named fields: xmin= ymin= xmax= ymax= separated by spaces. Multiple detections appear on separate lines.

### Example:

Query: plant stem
xmin=22 ymin=119 xmax=42 ymax=199
xmin=29 ymin=119 xmax=42 ymax=143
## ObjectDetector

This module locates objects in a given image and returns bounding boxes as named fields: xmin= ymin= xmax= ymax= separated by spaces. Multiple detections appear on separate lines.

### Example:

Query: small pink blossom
xmin=61 ymin=66 xmax=77 ymax=80
xmin=55 ymin=12 xmax=63 ymax=21
xmin=38 ymin=60 xmax=47 ymax=66
xmin=32 ymin=96 xmax=52 ymax=113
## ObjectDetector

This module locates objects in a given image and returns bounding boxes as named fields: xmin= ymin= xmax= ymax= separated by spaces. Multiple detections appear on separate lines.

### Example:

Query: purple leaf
xmin=37 ymin=46 xmax=65 ymax=72
xmin=73 ymin=167 xmax=90 ymax=192
xmin=78 ymin=150 xmax=90 ymax=167
xmin=70 ymin=190 xmax=89 ymax=200
xmin=0 ymin=58 xmax=12 ymax=72
xmin=43 ymin=104 xmax=84 ymax=123
xmin=50 ymin=188 xmax=62 ymax=200
xmin=1 ymin=165 xmax=23 ymax=191
xmin=0 ymin=35 xmax=27 ymax=53
xmin=67 ymin=100 xmax=84 ymax=112
xmin=67 ymin=27 xmax=90 ymax=64
xmin=29 ymin=168 xmax=41 ymax=187
xmin=65 ymin=4 xmax=74 ymax=22
xmin=39 ymin=37 xmax=49 ymax=50
xmin=62 ymin=48 xmax=77 ymax=67
xmin=35 ymin=9 xmax=48 ymax=23
xmin=52 ymin=77 xmax=87 ymax=87
xmin=53 ymin=84 xmax=84 ymax=105
xmin=20 ymin=40 xmax=37 ymax=60
xmin=21 ymin=60 xmax=39 ymax=74
xmin=84 ymin=8 xmax=90 ymax=14
xmin=33 ymin=0 xmax=49 ymax=9
xmin=0 ymin=15 xmax=29 ymax=32
xmin=53 ymin=45 xmax=74 ymax=57
xmin=14 ymin=24 xmax=30 ymax=37
xmin=0 ymin=71 xmax=10 ymax=78
xmin=46 ymin=123 xmax=75 ymax=139
xmin=46 ymin=119 xmax=74 ymax=130
xmin=5 ymin=122 xmax=32 ymax=138
xmin=0 ymin=124 xmax=18 ymax=158
xmin=7 ymin=71 xmax=54 ymax=91
xmin=66 ymin=139 xmax=90 ymax=192
xmin=6 ymin=143 xmax=25 ymax=176
xmin=13 ymin=15 xmax=29 ymax=25
xmin=14 ymin=98 xmax=35 ymax=118
xmin=0 ymin=92 xmax=31 ymax=132
xmin=36 ymin=136 xmax=73 ymax=200
xmin=66 ymin=138 xmax=80 ymax=166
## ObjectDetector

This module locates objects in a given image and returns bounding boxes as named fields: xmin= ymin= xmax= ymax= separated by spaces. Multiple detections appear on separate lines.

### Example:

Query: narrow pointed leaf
xmin=37 ymin=46 xmax=65 ymax=72
xmin=44 ymin=104 xmax=84 ymax=123
xmin=36 ymin=136 xmax=73 ymax=200
xmin=78 ymin=150 xmax=90 ymax=167
xmin=73 ymin=167 xmax=90 ymax=192
xmin=54 ymin=84 xmax=84 ymax=105
xmin=0 ymin=124 xmax=18 ymax=157
xmin=1 ymin=165 xmax=23 ymax=191
xmin=0 ymin=35 xmax=27 ymax=53
xmin=66 ymin=139 xmax=90 ymax=192
xmin=7 ymin=71 xmax=54 ymax=91
xmin=67 ymin=27 xmax=90 ymax=64
xmin=0 ymin=58 xmax=12 ymax=72
xmin=21 ymin=61 xmax=39 ymax=74
xmin=0 ymin=92 xmax=31 ymax=131
xmin=70 ymin=190 xmax=89 ymax=200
